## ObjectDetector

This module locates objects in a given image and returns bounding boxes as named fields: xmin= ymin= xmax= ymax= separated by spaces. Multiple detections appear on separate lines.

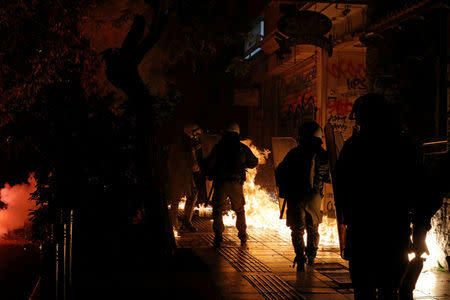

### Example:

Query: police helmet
xmin=299 ymin=121 xmax=322 ymax=141
xmin=225 ymin=122 xmax=240 ymax=135
xmin=349 ymin=93 xmax=388 ymax=125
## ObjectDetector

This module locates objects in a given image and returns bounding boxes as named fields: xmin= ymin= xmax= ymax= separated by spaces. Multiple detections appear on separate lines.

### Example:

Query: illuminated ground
xmin=176 ymin=214 xmax=450 ymax=300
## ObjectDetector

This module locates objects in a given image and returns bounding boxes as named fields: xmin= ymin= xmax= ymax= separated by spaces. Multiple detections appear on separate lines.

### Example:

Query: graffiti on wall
xmin=326 ymin=55 xmax=367 ymax=140
xmin=327 ymin=95 xmax=353 ymax=116
xmin=284 ymin=65 xmax=317 ymax=95
xmin=279 ymin=64 xmax=318 ymax=137
xmin=281 ymin=91 xmax=317 ymax=135
xmin=326 ymin=59 xmax=366 ymax=80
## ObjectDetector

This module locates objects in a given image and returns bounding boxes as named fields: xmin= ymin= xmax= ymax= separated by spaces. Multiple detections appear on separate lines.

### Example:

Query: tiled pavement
xmin=176 ymin=215 xmax=450 ymax=300
xmin=177 ymin=216 xmax=354 ymax=300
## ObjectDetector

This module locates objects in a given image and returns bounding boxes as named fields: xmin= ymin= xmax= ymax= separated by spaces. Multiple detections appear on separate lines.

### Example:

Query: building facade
xmin=237 ymin=0 xmax=449 ymax=268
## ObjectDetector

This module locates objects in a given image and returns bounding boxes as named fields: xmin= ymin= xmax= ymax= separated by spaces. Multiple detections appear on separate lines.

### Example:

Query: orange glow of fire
xmin=408 ymin=227 xmax=444 ymax=294
xmin=422 ymin=228 xmax=441 ymax=270
xmin=171 ymin=138 xmax=445 ymax=288
xmin=173 ymin=228 xmax=180 ymax=238
xmin=408 ymin=226 xmax=442 ymax=271
xmin=222 ymin=140 xmax=340 ymax=248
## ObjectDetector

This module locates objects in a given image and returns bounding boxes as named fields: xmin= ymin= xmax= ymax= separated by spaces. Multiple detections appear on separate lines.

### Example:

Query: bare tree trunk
xmin=102 ymin=5 xmax=176 ymax=258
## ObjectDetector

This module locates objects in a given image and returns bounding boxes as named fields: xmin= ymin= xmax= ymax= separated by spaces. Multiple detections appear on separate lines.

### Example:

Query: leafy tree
xmin=0 ymin=0 xmax=251 ymax=275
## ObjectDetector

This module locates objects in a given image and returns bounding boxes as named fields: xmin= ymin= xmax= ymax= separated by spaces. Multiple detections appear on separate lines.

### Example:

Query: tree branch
xmin=121 ymin=15 xmax=146 ymax=62
xmin=136 ymin=0 xmax=174 ymax=63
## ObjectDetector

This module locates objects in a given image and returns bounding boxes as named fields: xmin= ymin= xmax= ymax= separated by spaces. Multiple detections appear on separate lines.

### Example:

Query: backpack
xmin=213 ymin=142 xmax=247 ymax=182
xmin=275 ymin=148 xmax=316 ymax=198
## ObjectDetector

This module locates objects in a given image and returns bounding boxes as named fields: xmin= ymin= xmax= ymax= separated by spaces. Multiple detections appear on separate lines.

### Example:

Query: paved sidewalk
xmin=177 ymin=216 xmax=353 ymax=300
xmin=69 ymin=214 xmax=449 ymax=299
xmin=177 ymin=215 xmax=450 ymax=300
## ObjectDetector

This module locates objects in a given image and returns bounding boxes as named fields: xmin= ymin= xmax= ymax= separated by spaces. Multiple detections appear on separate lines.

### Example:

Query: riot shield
xmin=324 ymin=122 xmax=346 ymax=258
xmin=200 ymin=134 xmax=222 ymax=203
xmin=271 ymin=137 xmax=298 ymax=219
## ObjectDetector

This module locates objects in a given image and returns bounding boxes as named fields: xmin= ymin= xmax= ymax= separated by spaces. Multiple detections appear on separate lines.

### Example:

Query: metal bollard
xmin=55 ymin=243 xmax=59 ymax=300
xmin=69 ymin=210 xmax=73 ymax=292
xmin=56 ymin=208 xmax=64 ymax=300
xmin=63 ymin=223 xmax=67 ymax=300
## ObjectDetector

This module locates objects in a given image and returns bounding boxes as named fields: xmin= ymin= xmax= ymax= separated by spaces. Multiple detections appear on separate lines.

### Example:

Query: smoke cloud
xmin=0 ymin=176 xmax=37 ymax=237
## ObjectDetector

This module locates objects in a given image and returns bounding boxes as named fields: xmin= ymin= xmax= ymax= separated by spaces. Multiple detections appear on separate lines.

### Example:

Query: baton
xmin=204 ymin=184 xmax=215 ymax=207
xmin=280 ymin=198 xmax=286 ymax=219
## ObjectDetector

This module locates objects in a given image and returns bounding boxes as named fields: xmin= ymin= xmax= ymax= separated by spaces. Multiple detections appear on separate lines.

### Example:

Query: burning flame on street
xmin=422 ymin=229 xmax=441 ymax=270
xmin=173 ymin=140 xmax=444 ymax=274
xmin=222 ymin=140 xmax=340 ymax=247
xmin=408 ymin=225 xmax=442 ymax=271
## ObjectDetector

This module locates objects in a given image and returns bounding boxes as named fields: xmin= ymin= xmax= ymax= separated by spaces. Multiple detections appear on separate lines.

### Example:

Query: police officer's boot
xmin=180 ymin=220 xmax=197 ymax=232
xmin=239 ymin=233 xmax=249 ymax=250
xmin=305 ymin=227 xmax=319 ymax=266
xmin=293 ymin=255 xmax=306 ymax=272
